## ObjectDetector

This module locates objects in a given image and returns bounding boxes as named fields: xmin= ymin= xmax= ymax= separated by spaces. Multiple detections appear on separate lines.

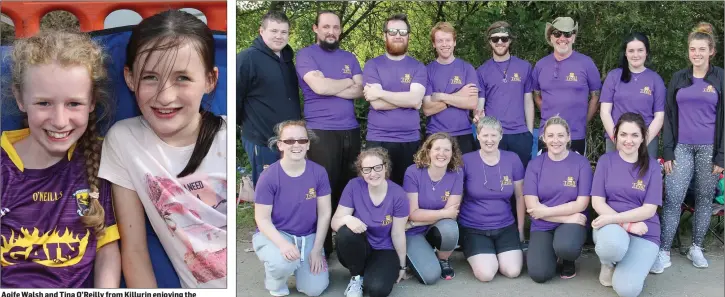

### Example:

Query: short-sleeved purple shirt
xmin=339 ymin=177 xmax=410 ymax=250
xmin=477 ymin=56 xmax=534 ymax=134
xmin=459 ymin=150 xmax=524 ymax=230
xmin=425 ymin=58 xmax=477 ymax=136
xmin=600 ymin=68 xmax=666 ymax=137
xmin=532 ymin=51 xmax=602 ymax=140
xmin=295 ymin=44 xmax=362 ymax=130
xmin=363 ymin=55 xmax=427 ymax=142
xmin=676 ymin=78 xmax=718 ymax=145
xmin=255 ymin=160 xmax=331 ymax=236
xmin=523 ymin=152 xmax=593 ymax=232
xmin=591 ymin=152 xmax=662 ymax=246
xmin=403 ymin=165 xmax=464 ymax=235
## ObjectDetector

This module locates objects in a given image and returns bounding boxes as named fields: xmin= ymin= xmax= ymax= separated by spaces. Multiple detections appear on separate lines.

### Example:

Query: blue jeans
xmin=242 ymin=137 xmax=280 ymax=186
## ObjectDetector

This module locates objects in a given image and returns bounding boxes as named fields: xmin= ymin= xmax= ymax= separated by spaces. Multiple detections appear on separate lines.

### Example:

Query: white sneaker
xmin=687 ymin=244 xmax=709 ymax=268
xmin=344 ymin=275 xmax=363 ymax=297
xmin=599 ymin=264 xmax=614 ymax=287
xmin=269 ymin=286 xmax=290 ymax=297
xmin=650 ymin=250 xmax=671 ymax=274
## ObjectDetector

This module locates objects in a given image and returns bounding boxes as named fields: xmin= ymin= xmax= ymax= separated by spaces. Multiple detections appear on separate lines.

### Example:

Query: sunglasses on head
xmin=489 ymin=36 xmax=510 ymax=43
xmin=551 ymin=30 xmax=574 ymax=38
xmin=279 ymin=139 xmax=309 ymax=145
xmin=361 ymin=163 xmax=385 ymax=174
xmin=385 ymin=28 xmax=409 ymax=36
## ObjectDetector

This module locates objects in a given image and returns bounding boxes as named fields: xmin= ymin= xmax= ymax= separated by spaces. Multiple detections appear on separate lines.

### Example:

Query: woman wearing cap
xmin=654 ymin=22 xmax=724 ymax=272
xmin=524 ymin=116 xmax=592 ymax=282
xmin=331 ymin=147 xmax=410 ymax=297
xmin=600 ymin=33 xmax=665 ymax=156
xmin=403 ymin=132 xmax=464 ymax=283
xmin=531 ymin=17 xmax=601 ymax=156
xmin=459 ymin=116 xmax=526 ymax=283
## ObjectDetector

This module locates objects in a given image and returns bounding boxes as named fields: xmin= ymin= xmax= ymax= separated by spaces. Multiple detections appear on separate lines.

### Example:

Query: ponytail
xmin=177 ymin=111 xmax=225 ymax=178
xmin=79 ymin=111 xmax=106 ymax=237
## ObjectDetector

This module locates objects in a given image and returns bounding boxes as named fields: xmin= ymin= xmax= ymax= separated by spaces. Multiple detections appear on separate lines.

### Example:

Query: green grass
xmin=237 ymin=202 xmax=256 ymax=229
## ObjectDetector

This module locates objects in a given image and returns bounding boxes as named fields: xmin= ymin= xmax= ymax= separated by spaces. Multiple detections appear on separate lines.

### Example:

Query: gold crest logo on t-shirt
xmin=442 ymin=191 xmax=451 ymax=201
xmin=640 ymin=86 xmax=652 ymax=96
xmin=704 ymin=85 xmax=716 ymax=93
xmin=511 ymin=73 xmax=522 ymax=82
xmin=382 ymin=215 xmax=393 ymax=226
xmin=563 ymin=176 xmax=577 ymax=187
xmin=632 ymin=180 xmax=646 ymax=191
xmin=450 ymin=76 xmax=462 ymax=85
xmin=305 ymin=188 xmax=317 ymax=200
xmin=566 ymin=72 xmax=578 ymax=82
xmin=342 ymin=64 xmax=352 ymax=74
xmin=401 ymin=74 xmax=412 ymax=84
xmin=502 ymin=176 xmax=512 ymax=186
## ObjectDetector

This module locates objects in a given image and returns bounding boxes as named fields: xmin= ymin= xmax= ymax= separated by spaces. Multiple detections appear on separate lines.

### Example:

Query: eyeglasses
xmin=279 ymin=139 xmax=309 ymax=145
xmin=489 ymin=36 xmax=510 ymax=43
xmin=385 ymin=28 xmax=409 ymax=36
xmin=551 ymin=30 xmax=574 ymax=38
xmin=361 ymin=163 xmax=385 ymax=174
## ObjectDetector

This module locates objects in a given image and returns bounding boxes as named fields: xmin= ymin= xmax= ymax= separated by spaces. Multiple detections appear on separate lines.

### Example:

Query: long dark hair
xmin=619 ymin=32 xmax=651 ymax=83
xmin=125 ymin=10 xmax=224 ymax=178
xmin=614 ymin=112 xmax=649 ymax=178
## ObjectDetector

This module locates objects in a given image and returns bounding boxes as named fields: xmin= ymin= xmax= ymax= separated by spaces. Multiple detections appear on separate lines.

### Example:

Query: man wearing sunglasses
xmin=476 ymin=21 xmax=535 ymax=168
xmin=295 ymin=10 xmax=365 ymax=258
xmin=422 ymin=22 xmax=479 ymax=154
xmin=363 ymin=13 xmax=427 ymax=186
xmin=531 ymin=17 xmax=601 ymax=156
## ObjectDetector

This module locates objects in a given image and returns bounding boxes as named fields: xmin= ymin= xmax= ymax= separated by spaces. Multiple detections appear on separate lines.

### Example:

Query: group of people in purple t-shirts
xmin=240 ymin=10 xmax=723 ymax=297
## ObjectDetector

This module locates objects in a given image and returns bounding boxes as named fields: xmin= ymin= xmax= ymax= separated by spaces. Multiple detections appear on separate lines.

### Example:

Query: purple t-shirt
xmin=363 ymin=55 xmax=427 ymax=142
xmin=0 ymin=131 xmax=118 ymax=288
xmin=591 ymin=152 xmax=662 ymax=246
xmin=402 ymin=165 xmax=464 ymax=235
xmin=676 ymin=78 xmax=718 ymax=145
xmin=296 ymin=45 xmax=362 ymax=130
xmin=459 ymin=150 xmax=524 ymax=230
xmin=523 ymin=152 xmax=593 ymax=232
xmin=425 ymin=58 xmax=477 ymax=136
xmin=532 ymin=51 xmax=602 ymax=140
xmin=600 ymin=68 xmax=665 ymax=137
xmin=255 ymin=160 xmax=331 ymax=236
xmin=477 ymin=56 xmax=534 ymax=134
xmin=339 ymin=177 xmax=410 ymax=250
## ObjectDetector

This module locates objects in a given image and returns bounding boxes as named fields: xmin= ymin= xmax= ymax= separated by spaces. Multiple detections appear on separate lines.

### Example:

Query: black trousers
xmin=307 ymin=128 xmax=361 ymax=255
xmin=453 ymin=134 xmax=478 ymax=155
xmin=336 ymin=226 xmax=400 ymax=297
xmin=527 ymin=224 xmax=586 ymax=283
xmin=499 ymin=131 xmax=534 ymax=168
xmin=366 ymin=140 xmax=420 ymax=186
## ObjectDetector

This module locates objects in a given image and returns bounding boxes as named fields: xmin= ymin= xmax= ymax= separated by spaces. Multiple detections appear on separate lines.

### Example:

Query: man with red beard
xmin=422 ymin=22 xmax=479 ymax=154
xmin=295 ymin=10 xmax=364 ymax=257
xmin=531 ymin=17 xmax=601 ymax=156
xmin=363 ymin=14 xmax=427 ymax=186
xmin=476 ymin=21 xmax=535 ymax=168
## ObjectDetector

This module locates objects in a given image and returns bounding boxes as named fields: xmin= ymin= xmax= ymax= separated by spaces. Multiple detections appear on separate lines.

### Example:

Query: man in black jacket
xmin=238 ymin=11 xmax=302 ymax=185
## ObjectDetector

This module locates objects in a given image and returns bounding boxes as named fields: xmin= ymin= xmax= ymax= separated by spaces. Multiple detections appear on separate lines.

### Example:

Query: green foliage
xmin=236 ymin=1 xmax=724 ymax=164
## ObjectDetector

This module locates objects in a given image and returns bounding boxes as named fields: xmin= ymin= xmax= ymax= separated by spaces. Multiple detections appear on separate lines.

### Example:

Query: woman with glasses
xmin=403 ymin=132 xmax=464 ymax=283
xmin=253 ymin=120 xmax=331 ymax=297
xmin=331 ymin=147 xmax=410 ymax=297
xmin=600 ymin=33 xmax=665 ymax=156
xmin=458 ymin=116 xmax=525 ymax=282
xmin=524 ymin=116 xmax=593 ymax=283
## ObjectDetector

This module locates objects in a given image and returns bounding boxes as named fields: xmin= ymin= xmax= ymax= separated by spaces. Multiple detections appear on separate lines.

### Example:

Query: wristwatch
xmin=399 ymin=265 xmax=408 ymax=270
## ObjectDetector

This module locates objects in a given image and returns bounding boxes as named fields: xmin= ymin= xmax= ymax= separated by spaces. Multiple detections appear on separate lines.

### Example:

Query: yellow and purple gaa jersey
xmin=0 ymin=129 xmax=119 ymax=288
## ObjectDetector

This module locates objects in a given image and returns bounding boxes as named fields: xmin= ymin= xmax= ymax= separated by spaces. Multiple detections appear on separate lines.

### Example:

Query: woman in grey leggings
xmin=655 ymin=22 xmax=724 ymax=271
xmin=403 ymin=133 xmax=463 ymax=283
xmin=591 ymin=113 xmax=662 ymax=297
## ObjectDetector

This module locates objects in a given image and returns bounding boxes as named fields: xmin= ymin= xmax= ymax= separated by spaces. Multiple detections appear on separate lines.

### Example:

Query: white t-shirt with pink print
xmin=99 ymin=116 xmax=227 ymax=288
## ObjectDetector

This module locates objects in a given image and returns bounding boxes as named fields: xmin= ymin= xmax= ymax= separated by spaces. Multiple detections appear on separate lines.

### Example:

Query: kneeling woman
xmin=403 ymin=132 xmax=464 ymax=283
xmin=331 ymin=148 xmax=410 ymax=297
xmin=459 ymin=116 xmax=526 ymax=282
xmin=524 ymin=116 xmax=593 ymax=282
xmin=591 ymin=112 xmax=662 ymax=297
xmin=253 ymin=120 xmax=331 ymax=297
